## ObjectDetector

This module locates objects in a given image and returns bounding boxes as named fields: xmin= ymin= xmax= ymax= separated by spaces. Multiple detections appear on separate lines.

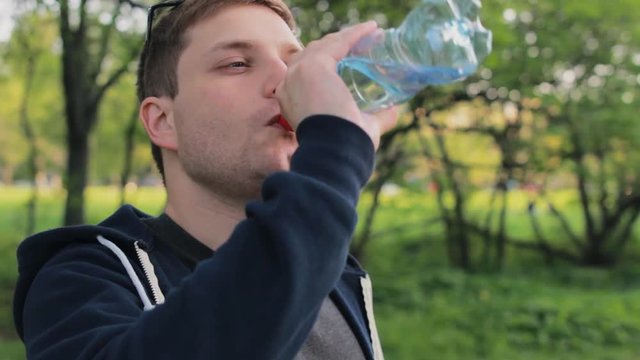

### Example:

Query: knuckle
xmin=323 ymin=32 xmax=340 ymax=42
xmin=306 ymin=39 xmax=322 ymax=50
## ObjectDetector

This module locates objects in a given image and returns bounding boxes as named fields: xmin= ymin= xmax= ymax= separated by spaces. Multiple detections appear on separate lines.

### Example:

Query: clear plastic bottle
xmin=338 ymin=0 xmax=492 ymax=112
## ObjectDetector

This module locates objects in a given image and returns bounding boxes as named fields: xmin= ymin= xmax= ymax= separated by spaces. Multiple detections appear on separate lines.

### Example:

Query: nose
xmin=263 ymin=57 xmax=288 ymax=98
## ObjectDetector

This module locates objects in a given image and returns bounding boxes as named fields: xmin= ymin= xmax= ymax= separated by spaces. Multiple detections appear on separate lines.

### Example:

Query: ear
xmin=139 ymin=96 xmax=178 ymax=151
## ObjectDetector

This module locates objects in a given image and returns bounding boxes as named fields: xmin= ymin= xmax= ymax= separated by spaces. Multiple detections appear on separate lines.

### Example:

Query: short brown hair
xmin=137 ymin=0 xmax=296 ymax=181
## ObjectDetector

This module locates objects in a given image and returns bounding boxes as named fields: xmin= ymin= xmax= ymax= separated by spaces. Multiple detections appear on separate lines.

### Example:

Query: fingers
xmin=305 ymin=20 xmax=379 ymax=62
xmin=335 ymin=20 xmax=379 ymax=52
xmin=372 ymin=106 xmax=400 ymax=134
xmin=275 ymin=21 xmax=380 ymax=128
xmin=275 ymin=20 xmax=395 ymax=149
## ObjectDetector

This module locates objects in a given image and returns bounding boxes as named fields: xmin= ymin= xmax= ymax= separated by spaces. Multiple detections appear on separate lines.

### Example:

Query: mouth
xmin=267 ymin=115 xmax=294 ymax=132
xmin=267 ymin=114 xmax=281 ymax=126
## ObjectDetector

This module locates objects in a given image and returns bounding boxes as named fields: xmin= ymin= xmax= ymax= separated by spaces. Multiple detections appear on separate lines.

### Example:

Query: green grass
xmin=356 ymin=187 xmax=640 ymax=359
xmin=0 ymin=341 xmax=24 ymax=360
xmin=1 ymin=186 xmax=640 ymax=359
xmin=369 ymin=265 xmax=640 ymax=359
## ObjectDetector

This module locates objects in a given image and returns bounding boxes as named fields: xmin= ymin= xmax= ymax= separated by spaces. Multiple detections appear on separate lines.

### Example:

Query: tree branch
xmin=506 ymin=239 xmax=579 ymax=263
xmin=545 ymin=199 xmax=584 ymax=252
xmin=379 ymin=114 xmax=419 ymax=150
xmin=352 ymin=145 xmax=404 ymax=259
xmin=567 ymin=116 xmax=598 ymax=245
xmin=58 ymin=0 xmax=71 ymax=43
xmin=465 ymin=221 xmax=579 ymax=263
xmin=596 ymin=152 xmax=610 ymax=223
xmin=90 ymin=2 xmax=123 ymax=83
xmin=121 ymin=0 xmax=148 ymax=9
xmin=79 ymin=0 xmax=89 ymax=36
xmin=612 ymin=206 xmax=640 ymax=256
xmin=605 ymin=193 xmax=640 ymax=234
xmin=368 ymin=217 xmax=443 ymax=240
xmin=527 ymin=201 xmax=557 ymax=264
xmin=93 ymin=46 xmax=136 ymax=107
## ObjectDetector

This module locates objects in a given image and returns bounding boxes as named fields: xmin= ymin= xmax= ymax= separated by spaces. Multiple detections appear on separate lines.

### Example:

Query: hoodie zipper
xmin=134 ymin=241 xmax=166 ymax=305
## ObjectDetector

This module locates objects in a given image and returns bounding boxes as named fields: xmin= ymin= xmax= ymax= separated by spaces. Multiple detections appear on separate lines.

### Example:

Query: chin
xmin=271 ymin=156 xmax=292 ymax=172
xmin=267 ymin=143 xmax=296 ymax=170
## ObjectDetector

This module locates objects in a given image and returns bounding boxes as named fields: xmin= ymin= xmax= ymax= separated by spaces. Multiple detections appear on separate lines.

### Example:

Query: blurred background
xmin=1 ymin=0 xmax=639 ymax=359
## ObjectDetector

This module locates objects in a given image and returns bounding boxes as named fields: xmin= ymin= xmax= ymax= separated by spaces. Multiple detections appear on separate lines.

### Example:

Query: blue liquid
xmin=338 ymin=57 xmax=476 ymax=111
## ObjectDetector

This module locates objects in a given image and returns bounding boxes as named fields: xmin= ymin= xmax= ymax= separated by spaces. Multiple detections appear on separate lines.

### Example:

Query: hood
xmin=12 ymin=205 xmax=154 ymax=339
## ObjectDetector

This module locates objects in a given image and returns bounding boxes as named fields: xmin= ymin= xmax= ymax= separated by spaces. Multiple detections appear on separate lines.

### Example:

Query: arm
xmin=23 ymin=116 xmax=374 ymax=360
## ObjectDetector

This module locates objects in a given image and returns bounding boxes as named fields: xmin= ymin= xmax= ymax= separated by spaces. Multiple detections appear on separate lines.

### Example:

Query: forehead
xmin=183 ymin=4 xmax=300 ymax=53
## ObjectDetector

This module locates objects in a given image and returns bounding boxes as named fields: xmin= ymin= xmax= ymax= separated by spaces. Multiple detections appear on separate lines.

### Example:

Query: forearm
xmin=22 ymin=115 xmax=375 ymax=359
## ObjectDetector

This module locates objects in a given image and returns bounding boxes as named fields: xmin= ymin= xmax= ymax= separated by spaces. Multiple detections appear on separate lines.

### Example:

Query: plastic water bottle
xmin=338 ymin=0 xmax=492 ymax=112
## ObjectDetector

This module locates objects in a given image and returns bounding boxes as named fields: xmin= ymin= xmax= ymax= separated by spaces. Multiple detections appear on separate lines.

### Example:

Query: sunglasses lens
xmin=146 ymin=1 xmax=184 ymax=42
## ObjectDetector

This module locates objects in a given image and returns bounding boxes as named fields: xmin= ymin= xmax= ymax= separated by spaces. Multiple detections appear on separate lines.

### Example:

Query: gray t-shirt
xmin=295 ymin=297 xmax=366 ymax=360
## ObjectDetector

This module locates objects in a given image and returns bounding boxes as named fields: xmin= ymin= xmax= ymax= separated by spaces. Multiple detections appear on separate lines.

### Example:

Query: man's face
xmin=169 ymin=4 xmax=302 ymax=199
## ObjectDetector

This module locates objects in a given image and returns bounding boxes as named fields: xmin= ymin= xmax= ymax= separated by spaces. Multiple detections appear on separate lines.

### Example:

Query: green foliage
xmin=0 ymin=9 xmax=64 ymax=181
xmin=0 ymin=0 xmax=640 ymax=356
xmin=373 ymin=266 xmax=640 ymax=360
xmin=0 ymin=340 xmax=24 ymax=360
xmin=359 ymin=187 xmax=640 ymax=359
xmin=0 ymin=187 xmax=639 ymax=359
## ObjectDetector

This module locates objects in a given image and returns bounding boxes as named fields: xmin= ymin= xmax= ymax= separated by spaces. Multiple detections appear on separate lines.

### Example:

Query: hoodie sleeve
xmin=21 ymin=115 xmax=375 ymax=360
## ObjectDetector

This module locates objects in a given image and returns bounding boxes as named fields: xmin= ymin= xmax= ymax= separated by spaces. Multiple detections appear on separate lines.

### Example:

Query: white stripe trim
xmin=361 ymin=275 xmax=384 ymax=360
xmin=97 ymin=235 xmax=155 ymax=311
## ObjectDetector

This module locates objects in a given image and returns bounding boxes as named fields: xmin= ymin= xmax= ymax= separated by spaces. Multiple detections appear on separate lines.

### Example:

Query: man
xmin=13 ymin=0 xmax=398 ymax=358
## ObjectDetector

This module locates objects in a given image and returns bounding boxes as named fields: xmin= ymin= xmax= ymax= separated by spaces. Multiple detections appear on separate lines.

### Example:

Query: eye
xmin=216 ymin=59 xmax=251 ymax=74
xmin=227 ymin=61 xmax=248 ymax=68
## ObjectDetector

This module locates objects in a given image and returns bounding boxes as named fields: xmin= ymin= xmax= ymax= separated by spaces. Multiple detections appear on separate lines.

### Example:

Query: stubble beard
xmin=187 ymin=164 xmax=263 ymax=207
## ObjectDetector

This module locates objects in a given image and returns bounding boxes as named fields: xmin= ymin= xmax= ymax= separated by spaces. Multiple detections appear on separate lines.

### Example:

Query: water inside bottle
xmin=338 ymin=57 xmax=476 ymax=111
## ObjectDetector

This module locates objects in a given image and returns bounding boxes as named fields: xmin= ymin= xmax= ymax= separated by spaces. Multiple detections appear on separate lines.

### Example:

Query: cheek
xmin=178 ymin=88 xmax=236 ymax=130
xmin=175 ymin=105 xmax=248 ymax=161
xmin=175 ymin=79 xmax=259 ymax=151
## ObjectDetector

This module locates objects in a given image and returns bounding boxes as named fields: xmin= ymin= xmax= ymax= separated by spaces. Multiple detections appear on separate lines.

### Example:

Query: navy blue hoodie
xmin=13 ymin=116 xmax=383 ymax=360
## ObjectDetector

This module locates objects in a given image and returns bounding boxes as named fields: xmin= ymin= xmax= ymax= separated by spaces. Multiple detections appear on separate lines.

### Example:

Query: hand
xmin=275 ymin=21 xmax=399 ymax=149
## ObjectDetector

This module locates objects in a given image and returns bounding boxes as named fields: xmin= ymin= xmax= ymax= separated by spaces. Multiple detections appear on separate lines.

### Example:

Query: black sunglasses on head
xmin=146 ymin=0 xmax=185 ymax=43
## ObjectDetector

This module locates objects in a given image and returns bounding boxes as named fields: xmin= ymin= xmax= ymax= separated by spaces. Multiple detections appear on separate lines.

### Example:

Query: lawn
xmin=1 ymin=185 xmax=639 ymax=359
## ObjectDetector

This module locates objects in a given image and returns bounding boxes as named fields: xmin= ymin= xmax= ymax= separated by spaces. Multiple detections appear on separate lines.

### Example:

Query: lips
xmin=267 ymin=115 xmax=294 ymax=132
xmin=267 ymin=114 xmax=281 ymax=126
xmin=277 ymin=116 xmax=294 ymax=132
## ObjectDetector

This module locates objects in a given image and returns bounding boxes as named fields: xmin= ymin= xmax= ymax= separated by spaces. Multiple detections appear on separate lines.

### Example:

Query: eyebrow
xmin=206 ymin=40 xmax=302 ymax=56
xmin=208 ymin=40 xmax=253 ymax=54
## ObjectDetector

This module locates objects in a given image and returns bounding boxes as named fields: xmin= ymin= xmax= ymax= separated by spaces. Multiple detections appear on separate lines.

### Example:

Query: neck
xmin=164 ymin=177 xmax=248 ymax=251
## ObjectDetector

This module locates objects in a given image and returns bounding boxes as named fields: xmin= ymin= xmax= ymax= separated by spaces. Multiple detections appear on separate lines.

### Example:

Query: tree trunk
xmin=57 ymin=0 xmax=137 ymax=225
xmin=2 ymin=166 xmax=15 ymax=185
xmin=20 ymin=55 xmax=40 ymax=235
xmin=436 ymin=132 xmax=470 ymax=269
xmin=495 ymin=184 xmax=509 ymax=270
xmin=64 ymin=131 xmax=89 ymax=225
xmin=416 ymin=120 xmax=469 ymax=269
xmin=581 ymin=243 xmax=614 ymax=266
xmin=481 ymin=186 xmax=499 ymax=268
xmin=20 ymin=53 xmax=38 ymax=236
xmin=120 ymin=107 xmax=138 ymax=206
xmin=13 ymin=19 xmax=42 ymax=235
xmin=352 ymin=180 xmax=384 ymax=261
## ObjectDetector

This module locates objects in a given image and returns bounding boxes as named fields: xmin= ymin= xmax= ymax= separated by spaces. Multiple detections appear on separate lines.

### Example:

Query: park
xmin=1 ymin=0 xmax=639 ymax=358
